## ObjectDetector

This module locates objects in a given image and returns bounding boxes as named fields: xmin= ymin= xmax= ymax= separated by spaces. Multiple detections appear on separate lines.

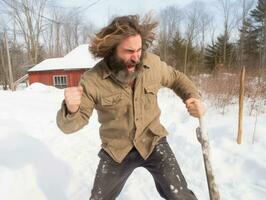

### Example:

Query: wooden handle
xmin=197 ymin=116 xmax=220 ymax=200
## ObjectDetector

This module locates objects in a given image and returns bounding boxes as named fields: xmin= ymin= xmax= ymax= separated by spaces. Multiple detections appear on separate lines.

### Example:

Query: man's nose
xmin=131 ymin=52 xmax=140 ymax=63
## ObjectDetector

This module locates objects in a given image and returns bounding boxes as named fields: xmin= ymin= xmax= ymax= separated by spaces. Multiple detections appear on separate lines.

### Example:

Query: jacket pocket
xmin=144 ymin=83 xmax=160 ymax=95
xmin=98 ymin=92 xmax=127 ymax=121
xmin=100 ymin=93 xmax=122 ymax=106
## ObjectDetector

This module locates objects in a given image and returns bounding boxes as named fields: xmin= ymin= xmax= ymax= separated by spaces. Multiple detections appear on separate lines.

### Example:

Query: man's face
xmin=116 ymin=34 xmax=142 ymax=73
xmin=107 ymin=34 xmax=143 ymax=84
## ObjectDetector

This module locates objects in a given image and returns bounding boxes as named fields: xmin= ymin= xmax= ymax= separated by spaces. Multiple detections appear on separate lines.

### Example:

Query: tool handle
xmin=199 ymin=116 xmax=208 ymax=139
xmin=197 ymin=115 xmax=220 ymax=200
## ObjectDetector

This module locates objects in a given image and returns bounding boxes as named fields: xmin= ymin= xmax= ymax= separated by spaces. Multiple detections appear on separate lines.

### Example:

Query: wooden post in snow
xmin=237 ymin=66 xmax=245 ymax=144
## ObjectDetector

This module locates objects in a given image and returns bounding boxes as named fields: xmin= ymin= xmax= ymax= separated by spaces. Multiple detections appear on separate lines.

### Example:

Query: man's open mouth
xmin=127 ymin=64 xmax=135 ymax=72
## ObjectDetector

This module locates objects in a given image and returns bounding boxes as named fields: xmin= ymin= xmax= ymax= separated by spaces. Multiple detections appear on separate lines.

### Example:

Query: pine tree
xmin=168 ymin=32 xmax=199 ymax=73
xmin=168 ymin=32 xmax=186 ymax=71
xmin=205 ymin=34 xmax=235 ymax=72
xmin=250 ymin=0 xmax=266 ymax=68
xmin=204 ymin=41 xmax=218 ymax=71
xmin=239 ymin=18 xmax=260 ymax=68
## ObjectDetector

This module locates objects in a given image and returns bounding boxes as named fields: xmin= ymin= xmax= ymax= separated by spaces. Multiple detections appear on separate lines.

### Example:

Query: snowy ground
xmin=0 ymin=83 xmax=265 ymax=200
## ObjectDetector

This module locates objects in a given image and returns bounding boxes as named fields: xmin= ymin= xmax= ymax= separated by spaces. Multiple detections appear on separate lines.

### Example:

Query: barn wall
xmin=28 ymin=69 xmax=88 ymax=87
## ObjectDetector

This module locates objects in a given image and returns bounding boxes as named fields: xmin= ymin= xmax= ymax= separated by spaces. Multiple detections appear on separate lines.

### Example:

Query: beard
xmin=106 ymin=53 xmax=143 ymax=85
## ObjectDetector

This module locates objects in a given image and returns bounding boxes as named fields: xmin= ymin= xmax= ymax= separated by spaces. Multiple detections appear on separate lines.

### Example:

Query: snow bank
xmin=0 ymin=85 xmax=265 ymax=200
xmin=24 ymin=82 xmax=61 ymax=92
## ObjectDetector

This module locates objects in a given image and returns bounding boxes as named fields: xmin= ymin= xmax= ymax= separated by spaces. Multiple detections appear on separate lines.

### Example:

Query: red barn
xmin=28 ymin=44 xmax=98 ymax=88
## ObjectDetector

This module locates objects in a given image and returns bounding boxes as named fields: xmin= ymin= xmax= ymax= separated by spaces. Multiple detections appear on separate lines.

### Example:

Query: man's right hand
xmin=64 ymin=85 xmax=83 ymax=114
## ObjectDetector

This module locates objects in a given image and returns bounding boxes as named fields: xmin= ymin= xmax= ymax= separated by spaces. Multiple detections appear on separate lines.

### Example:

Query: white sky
xmin=60 ymin=0 xmax=215 ymax=27
xmin=59 ymin=0 xmax=239 ymax=43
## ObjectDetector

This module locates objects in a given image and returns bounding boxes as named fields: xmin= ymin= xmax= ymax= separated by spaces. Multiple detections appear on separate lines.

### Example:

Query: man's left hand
xmin=185 ymin=98 xmax=205 ymax=118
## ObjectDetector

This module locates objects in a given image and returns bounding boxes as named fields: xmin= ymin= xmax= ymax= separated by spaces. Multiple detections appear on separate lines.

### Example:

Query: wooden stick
xmin=197 ymin=116 xmax=220 ymax=200
xmin=237 ymin=66 xmax=245 ymax=144
xmin=252 ymin=108 xmax=258 ymax=144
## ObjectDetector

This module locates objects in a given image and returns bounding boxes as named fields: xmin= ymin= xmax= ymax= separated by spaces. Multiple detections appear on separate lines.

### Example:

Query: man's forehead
xmin=120 ymin=35 xmax=141 ymax=44
xmin=123 ymin=46 xmax=142 ymax=50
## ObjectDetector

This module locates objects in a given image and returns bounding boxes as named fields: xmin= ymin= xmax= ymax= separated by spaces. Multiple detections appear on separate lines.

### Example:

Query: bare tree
xmin=217 ymin=0 xmax=240 ymax=70
xmin=81 ymin=22 xmax=97 ymax=44
xmin=42 ymin=5 xmax=97 ymax=57
xmin=183 ymin=1 xmax=203 ymax=74
xmin=158 ymin=6 xmax=182 ymax=62
xmin=60 ymin=9 xmax=83 ymax=53
xmin=0 ymin=34 xmax=9 ymax=90
xmin=1 ymin=0 xmax=48 ymax=64
xmin=198 ymin=8 xmax=213 ymax=72
xmin=42 ymin=6 xmax=64 ymax=57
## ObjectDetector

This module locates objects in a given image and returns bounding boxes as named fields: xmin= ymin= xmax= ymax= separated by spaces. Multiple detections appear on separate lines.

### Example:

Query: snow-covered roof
xmin=28 ymin=44 xmax=99 ymax=72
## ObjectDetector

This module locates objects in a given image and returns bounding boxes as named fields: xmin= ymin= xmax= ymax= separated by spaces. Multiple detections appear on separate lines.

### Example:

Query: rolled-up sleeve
xmin=56 ymin=75 xmax=95 ymax=134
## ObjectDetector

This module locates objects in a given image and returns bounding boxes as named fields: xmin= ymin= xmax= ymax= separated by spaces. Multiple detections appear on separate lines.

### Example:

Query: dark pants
xmin=90 ymin=138 xmax=197 ymax=200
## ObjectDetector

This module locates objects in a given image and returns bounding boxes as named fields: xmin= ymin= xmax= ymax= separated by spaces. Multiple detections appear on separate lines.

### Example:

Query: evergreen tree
xmin=205 ymin=34 xmax=235 ymax=71
xmin=168 ymin=32 xmax=199 ymax=73
xmin=239 ymin=18 xmax=260 ymax=68
xmin=250 ymin=0 xmax=266 ymax=68
xmin=168 ymin=32 xmax=186 ymax=70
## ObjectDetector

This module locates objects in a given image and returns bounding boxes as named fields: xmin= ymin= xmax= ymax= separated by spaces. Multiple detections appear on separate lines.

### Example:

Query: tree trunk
xmin=0 ymin=46 xmax=9 ymax=90
xmin=184 ymin=40 xmax=189 ymax=74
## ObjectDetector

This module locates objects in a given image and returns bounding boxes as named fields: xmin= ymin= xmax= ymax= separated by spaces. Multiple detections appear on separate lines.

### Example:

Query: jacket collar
xmin=142 ymin=52 xmax=151 ymax=69
xmin=142 ymin=60 xmax=151 ymax=69
xmin=100 ymin=60 xmax=112 ymax=79
xmin=141 ymin=52 xmax=151 ymax=69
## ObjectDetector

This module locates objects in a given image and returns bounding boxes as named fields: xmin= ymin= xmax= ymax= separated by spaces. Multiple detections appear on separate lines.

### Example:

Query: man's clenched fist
xmin=64 ymin=85 xmax=83 ymax=114
xmin=185 ymin=98 xmax=205 ymax=118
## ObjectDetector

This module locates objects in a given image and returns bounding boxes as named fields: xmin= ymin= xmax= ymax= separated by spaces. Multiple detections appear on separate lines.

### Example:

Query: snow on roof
xmin=28 ymin=58 xmax=65 ymax=72
xmin=28 ymin=44 xmax=99 ymax=72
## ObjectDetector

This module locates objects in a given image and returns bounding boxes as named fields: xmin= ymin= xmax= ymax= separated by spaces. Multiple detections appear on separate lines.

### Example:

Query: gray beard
xmin=114 ymin=70 xmax=138 ymax=84
xmin=107 ymin=54 xmax=143 ymax=85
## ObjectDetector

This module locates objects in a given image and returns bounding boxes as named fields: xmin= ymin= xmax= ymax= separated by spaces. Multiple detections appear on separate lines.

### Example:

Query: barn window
xmin=53 ymin=75 xmax=68 ymax=88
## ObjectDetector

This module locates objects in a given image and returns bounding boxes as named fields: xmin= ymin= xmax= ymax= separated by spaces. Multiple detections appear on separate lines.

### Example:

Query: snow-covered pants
xmin=90 ymin=137 xmax=197 ymax=200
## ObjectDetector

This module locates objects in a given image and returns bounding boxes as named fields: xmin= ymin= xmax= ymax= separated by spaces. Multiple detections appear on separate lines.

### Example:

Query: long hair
xmin=89 ymin=14 xmax=158 ymax=58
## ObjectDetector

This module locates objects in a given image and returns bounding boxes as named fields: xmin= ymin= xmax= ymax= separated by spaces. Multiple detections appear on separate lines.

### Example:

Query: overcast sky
xmin=60 ymin=0 xmax=215 ymax=27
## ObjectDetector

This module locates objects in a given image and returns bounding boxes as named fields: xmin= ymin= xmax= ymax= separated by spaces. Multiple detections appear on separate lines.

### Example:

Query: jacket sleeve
xmin=56 ymin=75 xmax=95 ymax=134
xmin=157 ymin=56 xmax=201 ymax=102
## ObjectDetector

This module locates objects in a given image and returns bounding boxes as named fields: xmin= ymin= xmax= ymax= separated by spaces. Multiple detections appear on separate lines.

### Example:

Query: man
xmin=57 ymin=15 xmax=205 ymax=200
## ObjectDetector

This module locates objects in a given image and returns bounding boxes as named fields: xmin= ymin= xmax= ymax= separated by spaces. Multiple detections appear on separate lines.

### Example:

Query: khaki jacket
xmin=56 ymin=52 xmax=201 ymax=163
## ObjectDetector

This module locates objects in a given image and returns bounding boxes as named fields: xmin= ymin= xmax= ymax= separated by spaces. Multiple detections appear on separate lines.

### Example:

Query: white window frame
xmin=53 ymin=75 xmax=68 ymax=88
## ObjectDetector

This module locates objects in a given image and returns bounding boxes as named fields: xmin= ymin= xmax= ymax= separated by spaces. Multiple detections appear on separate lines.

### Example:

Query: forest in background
xmin=0 ymin=0 xmax=265 ymax=111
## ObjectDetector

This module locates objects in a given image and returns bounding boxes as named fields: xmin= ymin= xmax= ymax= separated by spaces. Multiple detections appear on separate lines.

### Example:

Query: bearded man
xmin=57 ymin=15 xmax=205 ymax=200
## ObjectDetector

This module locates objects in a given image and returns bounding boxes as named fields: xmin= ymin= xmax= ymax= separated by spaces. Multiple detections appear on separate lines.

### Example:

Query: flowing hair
xmin=89 ymin=14 xmax=158 ymax=58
